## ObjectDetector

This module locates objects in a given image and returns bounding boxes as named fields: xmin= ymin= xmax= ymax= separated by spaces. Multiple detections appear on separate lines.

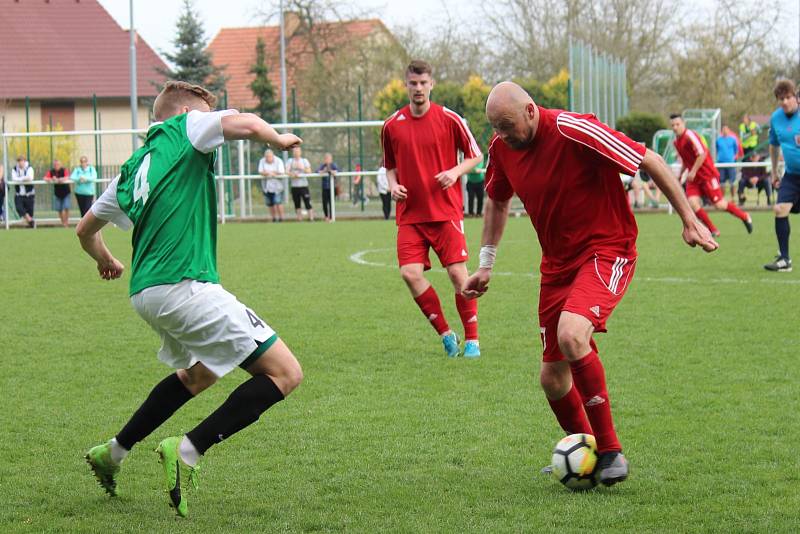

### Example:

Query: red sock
xmin=454 ymin=293 xmax=478 ymax=340
xmin=413 ymin=286 xmax=450 ymax=335
xmin=725 ymin=202 xmax=749 ymax=221
xmin=569 ymin=351 xmax=621 ymax=453
xmin=694 ymin=208 xmax=718 ymax=233
xmin=547 ymin=385 xmax=592 ymax=435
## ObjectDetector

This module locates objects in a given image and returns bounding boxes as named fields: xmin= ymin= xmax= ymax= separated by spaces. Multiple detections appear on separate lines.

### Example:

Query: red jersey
xmin=673 ymin=129 xmax=719 ymax=181
xmin=381 ymin=102 xmax=482 ymax=225
xmin=485 ymin=107 xmax=645 ymax=283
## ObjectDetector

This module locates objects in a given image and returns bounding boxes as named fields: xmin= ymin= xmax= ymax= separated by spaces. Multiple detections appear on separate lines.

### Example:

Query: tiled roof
xmin=207 ymin=18 xmax=388 ymax=110
xmin=0 ymin=0 xmax=167 ymax=99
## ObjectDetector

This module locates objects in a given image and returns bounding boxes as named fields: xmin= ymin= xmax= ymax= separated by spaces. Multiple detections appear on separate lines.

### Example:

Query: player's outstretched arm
xmin=76 ymin=212 xmax=125 ymax=280
xmin=221 ymin=113 xmax=302 ymax=151
xmin=640 ymin=149 xmax=718 ymax=252
xmin=768 ymin=144 xmax=781 ymax=183
xmin=462 ymin=197 xmax=512 ymax=299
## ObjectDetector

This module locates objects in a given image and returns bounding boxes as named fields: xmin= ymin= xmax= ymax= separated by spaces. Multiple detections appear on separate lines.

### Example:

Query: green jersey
xmin=91 ymin=110 xmax=235 ymax=295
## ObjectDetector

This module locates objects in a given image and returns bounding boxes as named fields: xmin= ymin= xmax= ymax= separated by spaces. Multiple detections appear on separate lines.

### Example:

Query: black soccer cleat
xmin=764 ymin=256 xmax=792 ymax=273
xmin=743 ymin=217 xmax=753 ymax=234
xmin=596 ymin=451 xmax=628 ymax=486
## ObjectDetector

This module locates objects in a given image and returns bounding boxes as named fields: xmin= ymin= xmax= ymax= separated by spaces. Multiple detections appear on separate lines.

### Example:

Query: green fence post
xmin=346 ymin=105 xmax=353 ymax=201
xmin=357 ymin=85 xmax=364 ymax=212
xmin=24 ymin=96 xmax=30 ymax=161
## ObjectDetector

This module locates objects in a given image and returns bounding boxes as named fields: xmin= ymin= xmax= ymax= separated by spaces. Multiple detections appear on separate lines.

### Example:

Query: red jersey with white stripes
xmin=381 ymin=102 xmax=482 ymax=225
xmin=485 ymin=107 xmax=645 ymax=283
xmin=673 ymin=129 xmax=719 ymax=181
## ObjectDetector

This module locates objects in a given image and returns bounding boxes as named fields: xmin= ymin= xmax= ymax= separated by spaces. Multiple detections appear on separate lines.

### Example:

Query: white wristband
xmin=478 ymin=245 xmax=497 ymax=269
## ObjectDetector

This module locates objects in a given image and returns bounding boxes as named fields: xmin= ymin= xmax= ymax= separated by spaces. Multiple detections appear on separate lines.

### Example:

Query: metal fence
xmin=568 ymin=39 xmax=629 ymax=128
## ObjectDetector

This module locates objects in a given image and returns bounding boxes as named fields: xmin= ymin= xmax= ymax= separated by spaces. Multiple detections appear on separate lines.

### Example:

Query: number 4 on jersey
xmin=133 ymin=153 xmax=151 ymax=204
xmin=246 ymin=309 xmax=265 ymax=329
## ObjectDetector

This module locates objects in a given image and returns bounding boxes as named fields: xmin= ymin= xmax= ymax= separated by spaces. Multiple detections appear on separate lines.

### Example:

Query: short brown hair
xmin=774 ymin=79 xmax=797 ymax=99
xmin=406 ymin=60 xmax=432 ymax=78
xmin=153 ymin=81 xmax=217 ymax=121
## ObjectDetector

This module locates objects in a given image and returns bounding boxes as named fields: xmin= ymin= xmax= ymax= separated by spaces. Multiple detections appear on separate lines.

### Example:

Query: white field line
xmin=349 ymin=249 xmax=800 ymax=285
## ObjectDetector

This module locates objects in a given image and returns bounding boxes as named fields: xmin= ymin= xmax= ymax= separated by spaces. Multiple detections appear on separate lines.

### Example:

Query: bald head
xmin=486 ymin=82 xmax=538 ymax=150
xmin=486 ymin=82 xmax=534 ymax=120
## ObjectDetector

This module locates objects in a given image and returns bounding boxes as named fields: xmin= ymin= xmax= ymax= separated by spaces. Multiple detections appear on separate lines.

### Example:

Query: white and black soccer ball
xmin=550 ymin=433 xmax=599 ymax=490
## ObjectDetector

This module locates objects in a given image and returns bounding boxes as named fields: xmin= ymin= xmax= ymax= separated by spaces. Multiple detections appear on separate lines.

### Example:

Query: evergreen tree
xmin=248 ymin=37 xmax=280 ymax=123
xmin=157 ymin=0 xmax=227 ymax=94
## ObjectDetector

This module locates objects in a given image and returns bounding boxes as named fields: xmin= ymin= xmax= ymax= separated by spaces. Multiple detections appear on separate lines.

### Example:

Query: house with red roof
xmin=0 ymin=0 xmax=167 ymax=170
xmin=207 ymin=14 xmax=397 ymax=111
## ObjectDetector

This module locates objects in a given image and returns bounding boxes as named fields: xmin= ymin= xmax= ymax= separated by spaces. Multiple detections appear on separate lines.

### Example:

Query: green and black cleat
xmin=85 ymin=441 xmax=120 ymax=496
xmin=155 ymin=436 xmax=200 ymax=518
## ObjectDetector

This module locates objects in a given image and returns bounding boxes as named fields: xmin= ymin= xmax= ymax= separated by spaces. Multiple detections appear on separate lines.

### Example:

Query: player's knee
xmin=400 ymin=267 xmax=423 ymax=286
xmin=178 ymin=367 xmax=218 ymax=395
xmin=556 ymin=328 xmax=589 ymax=361
xmin=277 ymin=361 xmax=303 ymax=396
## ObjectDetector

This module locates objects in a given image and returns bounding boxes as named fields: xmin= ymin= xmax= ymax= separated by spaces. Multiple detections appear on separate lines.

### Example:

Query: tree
xmin=616 ymin=112 xmax=667 ymax=148
xmin=158 ymin=0 xmax=227 ymax=94
xmin=249 ymin=37 xmax=280 ymax=123
xmin=374 ymin=79 xmax=407 ymax=119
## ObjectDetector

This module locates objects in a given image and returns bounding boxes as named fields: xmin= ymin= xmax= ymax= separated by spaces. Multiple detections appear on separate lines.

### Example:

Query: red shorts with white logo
xmin=538 ymin=251 xmax=637 ymax=362
xmin=397 ymin=220 xmax=468 ymax=270
xmin=685 ymin=176 xmax=723 ymax=204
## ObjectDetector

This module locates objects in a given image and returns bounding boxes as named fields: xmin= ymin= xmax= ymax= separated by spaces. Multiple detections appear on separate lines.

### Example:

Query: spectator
xmin=376 ymin=165 xmax=391 ymax=219
xmin=738 ymin=152 xmax=773 ymax=206
xmin=11 ymin=155 xmax=35 ymax=228
xmin=739 ymin=114 xmax=760 ymax=159
xmin=71 ymin=155 xmax=97 ymax=216
xmin=466 ymin=155 xmax=486 ymax=216
xmin=258 ymin=149 xmax=285 ymax=222
xmin=45 ymin=159 xmax=72 ymax=227
xmin=716 ymin=125 xmax=739 ymax=201
xmin=0 ymin=165 xmax=5 ymax=222
xmin=287 ymin=146 xmax=314 ymax=221
xmin=316 ymin=153 xmax=339 ymax=222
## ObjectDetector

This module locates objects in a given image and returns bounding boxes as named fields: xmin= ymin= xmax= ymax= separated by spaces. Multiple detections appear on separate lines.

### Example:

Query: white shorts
xmin=131 ymin=280 xmax=277 ymax=377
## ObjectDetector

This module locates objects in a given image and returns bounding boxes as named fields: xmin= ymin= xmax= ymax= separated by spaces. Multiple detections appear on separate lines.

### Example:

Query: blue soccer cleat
xmin=441 ymin=331 xmax=460 ymax=358
xmin=463 ymin=340 xmax=480 ymax=359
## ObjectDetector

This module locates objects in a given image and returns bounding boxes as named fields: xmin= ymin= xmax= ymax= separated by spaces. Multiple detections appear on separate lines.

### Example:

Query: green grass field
xmin=1 ymin=212 xmax=798 ymax=533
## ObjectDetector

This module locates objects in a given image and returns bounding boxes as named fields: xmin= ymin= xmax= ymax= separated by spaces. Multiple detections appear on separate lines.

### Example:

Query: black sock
xmin=776 ymin=216 xmax=790 ymax=260
xmin=186 ymin=375 xmax=284 ymax=455
xmin=115 ymin=373 xmax=194 ymax=450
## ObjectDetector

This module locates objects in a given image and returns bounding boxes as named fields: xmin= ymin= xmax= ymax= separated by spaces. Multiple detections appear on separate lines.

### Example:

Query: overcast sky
xmin=98 ymin=0 xmax=798 ymax=64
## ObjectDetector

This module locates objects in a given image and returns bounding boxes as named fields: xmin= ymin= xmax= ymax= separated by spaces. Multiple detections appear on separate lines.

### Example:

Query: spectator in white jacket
xmin=11 ymin=155 xmax=35 ymax=228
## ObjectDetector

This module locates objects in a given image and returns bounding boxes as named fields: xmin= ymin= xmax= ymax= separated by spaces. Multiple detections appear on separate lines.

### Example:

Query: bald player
xmin=463 ymin=82 xmax=717 ymax=485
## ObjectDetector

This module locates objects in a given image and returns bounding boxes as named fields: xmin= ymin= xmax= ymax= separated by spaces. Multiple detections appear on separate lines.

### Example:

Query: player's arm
xmin=435 ymin=154 xmax=483 ymax=189
xmin=221 ymin=113 xmax=301 ymax=151
xmin=769 ymin=144 xmax=781 ymax=184
xmin=387 ymin=168 xmax=407 ymax=201
xmin=640 ymin=149 xmax=718 ymax=252
xmin=462 ymin=197 xmax=512 ymax=299
xmin=76 ymin=212 xmax=124 ymax=280
xmin=686 ymin=149 xmax=705 ymax=182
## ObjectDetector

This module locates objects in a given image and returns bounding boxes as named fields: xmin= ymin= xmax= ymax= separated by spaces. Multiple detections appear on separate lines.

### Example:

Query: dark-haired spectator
xmin=317 ymin=153 xmax=338 ymax=222
xmin=11 ymin=155 xmax=35 ymax=228
xmin=466 ymin=156 xmax=486 ymax=216
xmin=71 ymin=155 xmax=97 ymax=216
xmin=737 ymin=152 xmax=772 ymax=206
xmin=258 ymin=149 xmax=285 ymax=222
xmin=45 ymin=159 xmax=72 ymax=227
xmin=287 ymin=146 xmax=314 ymax=221
xmin=716 ymin=125 xmax=739 ymax=202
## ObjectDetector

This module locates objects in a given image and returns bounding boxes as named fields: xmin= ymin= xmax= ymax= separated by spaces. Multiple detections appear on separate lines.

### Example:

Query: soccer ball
xmin=550 ymin=433 xmax=599 ymax=490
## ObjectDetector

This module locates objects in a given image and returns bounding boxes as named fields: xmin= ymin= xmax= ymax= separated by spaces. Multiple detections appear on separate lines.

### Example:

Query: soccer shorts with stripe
xmin=538 ymin=252 xmax=636 ymax=362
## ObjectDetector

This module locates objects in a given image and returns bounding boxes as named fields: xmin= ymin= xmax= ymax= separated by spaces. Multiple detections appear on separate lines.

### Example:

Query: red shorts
xmin=686 ymin=176 xmax=723 ymax=204
xmin=397 ymin=220 xmax=468 ymax=270
xmin=538 ymin=252 xmax=636 ymax=362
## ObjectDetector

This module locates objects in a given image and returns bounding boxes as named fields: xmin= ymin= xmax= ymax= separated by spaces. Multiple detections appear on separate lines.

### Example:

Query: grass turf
xmin=0 ymin=211 xmax=797 ymax=533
